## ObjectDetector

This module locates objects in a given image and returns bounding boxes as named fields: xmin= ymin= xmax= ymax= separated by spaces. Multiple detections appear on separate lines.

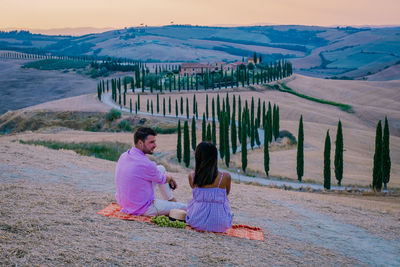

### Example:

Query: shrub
xmin=279 ymin=130 xmax=297 ymax=144
xmin=118 ymin=120 xmax=132 ymax=132
xmin=105 ymin=109 xmax=121 ymax=122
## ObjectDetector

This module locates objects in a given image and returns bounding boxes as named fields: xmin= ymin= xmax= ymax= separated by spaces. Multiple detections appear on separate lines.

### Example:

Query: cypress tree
xmin=206 ymin=94 xmax=209 ymax=120
xmin=382 ymin=116 xmax=391 ymax=190
xmin=372 ymin=120 xmax=383 ymax=191
xmin=175 ymin=99 xmax=178 ymax=117
xmin=135 ymin=101 xmax=138 ymax=114
xmin=226 ymin=93 xmax=230 ymax=125
xmin=264 ymin=124 xmax=269 ymax=177
xmin=206 ymin=122 xmax=212 ymax=142
xmin=179 ymin=97 xmax=183 ymax=115
xmin=334 ymin=120 xmax=344 ymax=185
xmin=255 ymin=124 xmax=261 ymax=147
xmin=219 ymin=112 xmax=225 ymax=159
xmin=276 ymin=106 xmax=280 ymax=138
xmin=169 ymin=96 xmax=171 ymax=114
xmin=186 ymin=97 xmax=189 ymax=119
xmin=324 ymin=130 xmax=331 ymax=190
xmin=212 ymin=118 xmax=217 ymax=146
xmin=177 ymin=120 xmax=182 ymax=162
xmin=217 ymin=94 xmax=221 ymax=119
xmin=297 ymin=115 xmax=304 ymax=182
xmin=163 ymin=97 xmax=166 ymax=116
xmin=267 ymin=102 xmax=272 ymax=142
xmin=156 ymin=94 xmax=159 ymax=113
xmin=151 ymin=100 xmax=153 ymax=115
xmin=257 ymin=98 xmax=261 ymax=128
xmin=193 ymin=94 xmax=196 ymax=115
xmin=138 ymin=94 xmax=141 ymax=110
xmin=191 ymin=117 xmax=197 ymax=151
xmin=202 ymin=113 xmax=206 ymax=141
xmin=147 ymin=99 xmax=149 ymax=112
xmin=129 ymin=99 xmax=132 ymax=113
xmin=262 ymin=101 xmax=266 ymax=128
xmin=241 ymin=112 xmax=247 ymax=172
xmin=212 ymin=98 xmax=216 ymax=121
xmin=224 ymin=113 xmax=230 ymax=167
xmin=231 ymin=105 xmax=237 ymax=154
xmin=183 ymin=120 xmax=190 ymax=167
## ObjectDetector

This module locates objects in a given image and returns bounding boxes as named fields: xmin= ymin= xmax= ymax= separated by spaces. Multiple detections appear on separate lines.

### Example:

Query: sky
xmin=1 ymin=0 xmax=400 ymax=31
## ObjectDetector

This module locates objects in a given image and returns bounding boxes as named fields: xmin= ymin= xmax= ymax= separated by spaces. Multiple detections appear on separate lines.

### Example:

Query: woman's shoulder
xmin=220 ymin=171 xmax=231 ymax=179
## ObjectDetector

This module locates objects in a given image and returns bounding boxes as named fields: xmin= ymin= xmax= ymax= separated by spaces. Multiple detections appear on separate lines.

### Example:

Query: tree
xmin=324 ymin=130 xmax=331 ymax=190
xmin=129 ymin=99 xmax=132 ymax=113
xmin=372 ymin=120 xmax=383 ymax=191
xmin=334 ymin=120 xmax=344 ymax=185
xmin=206 ymin=94 xmax=209 ymax=120
xmin=183 ymin=120 xmax=190 ymax=167
xmin=264 ymin=125 xmax=269 ymax=177
xmin=212 ymin=118 xmax=217 ymax=146
xmin=177 ymin=120 xmax=182 ymax=162
xmin=175 ymin=99 xmax=178 ymax=117
xmin=151 ymin=100 xmax=154 ymax=115
xmin=266 ymin=102 xmax=272 ymax=142
xmin=382 ymin=116 xmax=391 ymax=190
xmin=219 ymin=112 xmax=225 ymax=159
xmin=241 ymin=112 xmax=247 ymax=172
xmin=297 ymin=115 xmax=304 ymax=182
xmin=169 ymin=96 xmax=171 ymax=114
xmin=212 ymin=98 xmax=216 ymax=121
xmin=186 ymin=97 xmax=189 ymax=119
xmin=191 ymin=117 xmax=197 ymax=151
xmin=231 ymin=107 xmax=237 ymax=154
xmin=206 ymin=123 xmax=212 ymax=142
xmin=224 ymin=113 xmax=230 ymax=167
xmin=163 ymin=97 xmax=166 ymax=116
xmin=180 ymin=97 xmax=184 ymax=115
xmin=202 ymin=113 xmax=206 ymax=141
xmin=156 ymin=93 xmax=160 ymax=113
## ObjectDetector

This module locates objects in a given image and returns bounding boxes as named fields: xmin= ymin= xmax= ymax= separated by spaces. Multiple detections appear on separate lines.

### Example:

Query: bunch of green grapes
xmin=151 ymin=215 xmax=186 ymax=228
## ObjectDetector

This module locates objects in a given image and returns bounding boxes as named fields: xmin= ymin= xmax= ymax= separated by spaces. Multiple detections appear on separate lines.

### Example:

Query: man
xmin=115 ymin=127 xmax=187 ymax=216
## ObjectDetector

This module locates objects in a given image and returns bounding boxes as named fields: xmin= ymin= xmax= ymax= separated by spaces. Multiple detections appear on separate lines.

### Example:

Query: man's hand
xmin=166 ymin=174 xmax=177 ymax=190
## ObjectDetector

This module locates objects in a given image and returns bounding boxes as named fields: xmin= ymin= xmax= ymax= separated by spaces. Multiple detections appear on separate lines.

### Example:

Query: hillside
xmin=1 ymin=25 xmax=399 ymax=80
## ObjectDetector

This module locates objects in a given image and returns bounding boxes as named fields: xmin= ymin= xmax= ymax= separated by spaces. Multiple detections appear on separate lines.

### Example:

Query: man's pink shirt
xmin=115 ymin=147 xmax=166 ymax=215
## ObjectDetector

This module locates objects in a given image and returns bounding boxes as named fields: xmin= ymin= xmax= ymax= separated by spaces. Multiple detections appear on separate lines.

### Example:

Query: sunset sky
xmin=1 ymin=0 xmax=400 ymax=31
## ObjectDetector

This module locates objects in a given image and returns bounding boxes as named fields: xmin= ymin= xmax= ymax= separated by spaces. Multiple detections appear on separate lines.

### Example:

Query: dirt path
xmin=1 ymin=133 xmax=399 ymax=266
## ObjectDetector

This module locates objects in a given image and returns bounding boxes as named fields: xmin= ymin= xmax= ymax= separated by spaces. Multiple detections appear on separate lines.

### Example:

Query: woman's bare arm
xmin=225 ymin=173 xmax=231 ymax=195
xmin=188 ymin=172 xmax=194 ymax=189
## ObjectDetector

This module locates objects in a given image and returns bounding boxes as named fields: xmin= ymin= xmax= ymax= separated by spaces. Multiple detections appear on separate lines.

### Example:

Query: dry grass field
xmin=1 ymin=131 xmax=399 ymax=266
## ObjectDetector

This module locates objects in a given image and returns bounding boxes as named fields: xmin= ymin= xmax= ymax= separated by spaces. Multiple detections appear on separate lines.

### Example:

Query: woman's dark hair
xmin=134 ymin=127 xmax=157 ymax=144
xmin=193 ymin=142 xmax=218 ymax=187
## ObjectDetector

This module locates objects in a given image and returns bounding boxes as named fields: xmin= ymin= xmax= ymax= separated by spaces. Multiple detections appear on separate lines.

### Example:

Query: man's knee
xmin=157 ymin=165 xmax=166 ymax=174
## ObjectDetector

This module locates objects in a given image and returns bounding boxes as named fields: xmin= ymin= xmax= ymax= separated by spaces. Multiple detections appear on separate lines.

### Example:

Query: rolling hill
xmin=1 ymin=25 xmax=399 ymax=80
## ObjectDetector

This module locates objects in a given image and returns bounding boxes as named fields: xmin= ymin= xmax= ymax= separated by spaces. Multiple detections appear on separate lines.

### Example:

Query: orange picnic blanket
xmin=97 ymin=203 xmax=264 ymax=241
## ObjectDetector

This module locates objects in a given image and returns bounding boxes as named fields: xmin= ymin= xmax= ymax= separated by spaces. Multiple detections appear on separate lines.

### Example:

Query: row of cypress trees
xmin=297 ymin=115 xmax=391 ymax=190
xmin=372 ymin=117 xmax=391 ymax=191
xmin=175 ymin=94 xmax=281 ymax=172
xmin=97 ymin=59 xmax=292 ymax=97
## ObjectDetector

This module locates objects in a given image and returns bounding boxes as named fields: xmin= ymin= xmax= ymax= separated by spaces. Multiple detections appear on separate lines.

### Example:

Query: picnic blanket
xmin=97 ymin=203 xmax=264 ymax=241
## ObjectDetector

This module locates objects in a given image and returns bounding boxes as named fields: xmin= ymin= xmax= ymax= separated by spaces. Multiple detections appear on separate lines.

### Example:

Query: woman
xmin=186 ymin=142 xmax=232 ymax=232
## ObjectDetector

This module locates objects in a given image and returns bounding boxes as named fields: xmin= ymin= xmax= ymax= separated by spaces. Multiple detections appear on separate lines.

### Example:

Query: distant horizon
xmin=2 ymin=0 xmax=399 ymax=35
xmin=2 ymin=23 xmax=400 ymax=36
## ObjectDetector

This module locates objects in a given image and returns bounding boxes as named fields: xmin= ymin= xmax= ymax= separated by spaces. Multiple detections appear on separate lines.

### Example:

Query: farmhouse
xmin=180 ymin=63 xmax=209 ymax=76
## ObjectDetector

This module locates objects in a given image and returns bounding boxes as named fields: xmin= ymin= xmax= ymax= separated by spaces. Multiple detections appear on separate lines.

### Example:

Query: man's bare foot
xmin=168 ymin=197 xmax=177 ymax=202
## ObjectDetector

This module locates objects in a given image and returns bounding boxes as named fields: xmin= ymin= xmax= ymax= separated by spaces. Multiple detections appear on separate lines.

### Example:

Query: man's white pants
xmin=142 ymin=165 xmax=187 ymax=216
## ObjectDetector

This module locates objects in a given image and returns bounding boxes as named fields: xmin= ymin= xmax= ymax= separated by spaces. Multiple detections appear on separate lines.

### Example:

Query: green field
xmin=22 ymin=59 xmax=90 ymax=70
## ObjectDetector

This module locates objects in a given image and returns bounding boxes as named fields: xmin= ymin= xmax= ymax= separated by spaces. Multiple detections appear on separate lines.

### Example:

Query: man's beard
xmin=143 ymin=145 xmax=154 ymax=154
